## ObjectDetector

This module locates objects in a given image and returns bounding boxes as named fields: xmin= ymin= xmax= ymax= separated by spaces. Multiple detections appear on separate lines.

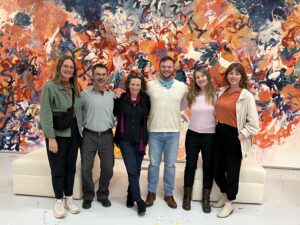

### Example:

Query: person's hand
xmin=49 ymin=138 xmax=58 ymax=153
xmin=238 ymin=133 xmax=246 ymax=141
xmin=114 ymin=88 xmax=125 ymax=99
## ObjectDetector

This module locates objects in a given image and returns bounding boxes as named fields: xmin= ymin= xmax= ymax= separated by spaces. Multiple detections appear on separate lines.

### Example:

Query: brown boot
xmin=145 ymin=192 xmax=156 ymax=207
xmin=182 ymin=187 xmax=192 ymax=211
xmin=202 ymin=189 xmax=211 ymax=213
xmin=164 ymin=196 xmax=177 ymax=209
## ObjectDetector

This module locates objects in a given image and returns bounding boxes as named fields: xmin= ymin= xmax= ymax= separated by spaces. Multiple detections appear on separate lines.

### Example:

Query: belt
xmin=84 ymin=128 xmax=112 ymax=136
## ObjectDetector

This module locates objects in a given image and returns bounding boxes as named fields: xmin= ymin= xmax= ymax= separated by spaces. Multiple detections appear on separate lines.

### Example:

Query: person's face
xmin=195 ymin=71 xmax=208 ymax=89
xmin=159 ymin=60 xmax=174 ymax=80
xmin=227 ymin=68 xmax=241 ymax=87
xmin=93 ymin=67 xmax=108 ymax=87
xmin=129 ymin=78 xmax=142 ymax=96
xmin=60 ymin=59 xmax=75 ymax=80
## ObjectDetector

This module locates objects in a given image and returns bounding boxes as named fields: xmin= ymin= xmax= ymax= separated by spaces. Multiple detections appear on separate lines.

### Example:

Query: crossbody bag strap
xmin=71 ymin=88 xmax=75 ymax=108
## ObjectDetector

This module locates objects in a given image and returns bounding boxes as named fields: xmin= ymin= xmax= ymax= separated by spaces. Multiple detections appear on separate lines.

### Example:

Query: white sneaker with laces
xmin=211 ymin=194 xmax=225 ymax=208
xmin=65 ymin=196 xmax=80 ymax=214
xmin=217 ymin=202 xmax=234 ymax=218
xmin=54 ymin=199 xmax=65 ymax=219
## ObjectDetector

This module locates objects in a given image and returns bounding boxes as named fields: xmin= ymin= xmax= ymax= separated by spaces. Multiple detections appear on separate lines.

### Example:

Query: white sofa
xmin=192 ymin=158 xmax=267 ymax=204
xmin=12 ymin=147 xmax=100 ymax=199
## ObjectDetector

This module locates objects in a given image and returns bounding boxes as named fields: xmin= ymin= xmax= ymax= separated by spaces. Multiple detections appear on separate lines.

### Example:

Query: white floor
xmin=0 ymin=153 xmax=299 ymax=225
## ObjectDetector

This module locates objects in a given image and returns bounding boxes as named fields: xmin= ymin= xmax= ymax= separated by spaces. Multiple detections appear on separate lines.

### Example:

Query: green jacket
xmin=40 ymin=80 xmax=83 ymax=138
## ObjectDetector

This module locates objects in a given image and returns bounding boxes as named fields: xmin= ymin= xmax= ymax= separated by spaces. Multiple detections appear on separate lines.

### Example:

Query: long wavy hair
xmin=224 ymin=62 xmax=249 ymax=90
xmin=187 ymin=68 xmax=215 ymax=107
xmin=52 ymin=55 xmax=80 ymax=96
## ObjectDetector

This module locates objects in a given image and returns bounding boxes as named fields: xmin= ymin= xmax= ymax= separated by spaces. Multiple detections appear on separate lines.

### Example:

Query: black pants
xmin=120 ymin=140 xmax=144 ymax=202
xmin=184 ymin=129 xmax=214 ymax=189
xmin=81 ymin=129 xmax=114 ymax=201
xmin=46 ymin=120 xmax=81 ymax=199
xmin=213 ymin=123 xmax=242 ymax=201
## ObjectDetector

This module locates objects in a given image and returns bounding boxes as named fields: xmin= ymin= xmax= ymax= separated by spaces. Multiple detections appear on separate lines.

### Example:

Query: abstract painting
xmin=0 ymin=0 xmax=299 ymax=168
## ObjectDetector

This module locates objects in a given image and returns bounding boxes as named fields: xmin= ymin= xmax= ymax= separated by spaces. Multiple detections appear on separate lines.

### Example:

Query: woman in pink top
xmin=181 ymin=68 xmax=216 ymax=213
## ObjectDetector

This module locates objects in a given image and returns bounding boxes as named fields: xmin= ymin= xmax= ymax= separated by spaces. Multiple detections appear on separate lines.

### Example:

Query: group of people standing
xmin=40 ymin=55 xmax=259 ymax=219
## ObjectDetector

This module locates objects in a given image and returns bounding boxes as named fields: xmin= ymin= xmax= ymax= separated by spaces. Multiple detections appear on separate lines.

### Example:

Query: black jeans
xmin=213 ymin=123 xmax=242 ymax=201
xmin=120 ymin=140 xmax=144 ymax=202
xmin=80 ymin=129 xmax=114 ymax=201
xmin=46 ymin=119 xmax=81 ymax=199
xmin=184 ymin=129 xmax=215 ymax=189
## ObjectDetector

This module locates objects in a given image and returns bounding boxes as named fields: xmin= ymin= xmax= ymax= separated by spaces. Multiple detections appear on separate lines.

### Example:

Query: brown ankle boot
xmin=182 ymin=187 xmax=192 ymax=211
xmin=145 ymin=192 xmax=156 ymax=207
xmin=202 ymin=189 xmax=211 ymax=213
xmin=164 ymin=196 xmax=177 ymax=209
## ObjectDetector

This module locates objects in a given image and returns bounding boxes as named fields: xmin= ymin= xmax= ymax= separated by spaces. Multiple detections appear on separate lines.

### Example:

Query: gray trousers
xmin=81 ymin=129 xmax=114 ymax=201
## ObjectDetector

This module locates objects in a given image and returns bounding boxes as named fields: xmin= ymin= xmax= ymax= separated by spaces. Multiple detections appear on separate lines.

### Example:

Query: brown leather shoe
xmin=145 ymin=192 xmax=156 ymax=207
xmin=164 ymin=196 xmax=177 ymax=209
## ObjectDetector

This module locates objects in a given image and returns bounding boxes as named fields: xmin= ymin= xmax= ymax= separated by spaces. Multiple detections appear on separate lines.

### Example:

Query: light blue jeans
xmin=147 ymin=132 xmax=180 ymax=196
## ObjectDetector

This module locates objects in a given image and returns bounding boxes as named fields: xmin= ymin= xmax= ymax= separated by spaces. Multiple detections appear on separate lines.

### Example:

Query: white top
xmin=182 ymin=94 xmax=216 ymax=133
xmin=147 ymin=79 xmax=188 ymax=132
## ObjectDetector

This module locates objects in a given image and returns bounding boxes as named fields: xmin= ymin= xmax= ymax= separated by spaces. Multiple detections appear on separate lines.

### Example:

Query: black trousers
xmin=46 ymin=119 xmax=81 ymax=199
xmin=184 ymin=129 xmax=215 ymax=189
xmin=81 ymin=129 xmax=114 ymax=201
xmin=213 ymin=123 xmax=242 ymax=201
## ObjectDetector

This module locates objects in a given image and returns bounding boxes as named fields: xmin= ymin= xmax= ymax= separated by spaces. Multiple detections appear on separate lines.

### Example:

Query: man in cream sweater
xmin=145 ymin=56 xmax=188 ymax=209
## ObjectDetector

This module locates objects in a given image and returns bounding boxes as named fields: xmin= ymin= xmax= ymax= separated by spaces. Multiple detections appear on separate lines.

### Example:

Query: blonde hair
xmin=187 ymin=68 xmax=215 ymax=107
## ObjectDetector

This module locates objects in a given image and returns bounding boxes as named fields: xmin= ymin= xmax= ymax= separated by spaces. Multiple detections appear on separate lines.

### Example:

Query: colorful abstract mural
xmin=0 ymin=0 xmax=299 ymax=167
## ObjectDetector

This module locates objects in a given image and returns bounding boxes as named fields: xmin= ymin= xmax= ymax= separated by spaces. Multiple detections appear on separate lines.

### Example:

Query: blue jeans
xmin=120 ymin=140 xmax=144 ymax=202
xmin=148 ymin=132 xmax=180 ymax=196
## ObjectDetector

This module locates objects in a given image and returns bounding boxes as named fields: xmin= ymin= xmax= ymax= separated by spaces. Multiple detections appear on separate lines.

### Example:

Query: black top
xmin=114 ymin=92 xmax=150 ymax=146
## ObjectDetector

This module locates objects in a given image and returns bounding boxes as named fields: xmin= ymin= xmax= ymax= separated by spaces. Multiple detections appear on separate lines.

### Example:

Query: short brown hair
xmin=125 ymin=72 xmax=147 ymax=93
xmin=159 ymin=56 xmax=175 ymax=66
xmin=92 ymin=63 xmax=108 ymax=75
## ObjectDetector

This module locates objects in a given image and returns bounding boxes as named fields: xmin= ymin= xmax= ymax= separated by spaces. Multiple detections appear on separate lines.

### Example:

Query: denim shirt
xmin=40 ymin=80 xmax=83 ymax=138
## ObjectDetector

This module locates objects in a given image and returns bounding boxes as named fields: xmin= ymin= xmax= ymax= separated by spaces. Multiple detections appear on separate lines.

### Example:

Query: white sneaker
xmin=65 ymin=196 xmax=80 ymax=214
xmin=211 ymin=194 xmax=225 ymax=208
xmin=217 ymin=202 xmax=234 ymax=218
xmin=54 ymin=199 xmax=65 ymax=219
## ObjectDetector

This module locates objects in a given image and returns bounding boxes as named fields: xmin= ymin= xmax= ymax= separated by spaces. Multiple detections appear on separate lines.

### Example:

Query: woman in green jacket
xmin=40 ymin=55 xmax=83 ymax=219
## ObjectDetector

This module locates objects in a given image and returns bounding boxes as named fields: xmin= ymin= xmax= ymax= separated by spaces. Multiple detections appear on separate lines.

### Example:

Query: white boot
xmin=65 ymin=196 xmax=80 ymax=214
xmin=211 ymin=194 xmax=225 ymax=208
xmin=54 ymin=199 xmax=65 ymax=219
xmin=217 ymin=201 xmax=234 ymax=218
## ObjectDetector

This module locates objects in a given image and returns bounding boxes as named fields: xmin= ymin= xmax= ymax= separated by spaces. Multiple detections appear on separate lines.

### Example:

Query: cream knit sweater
xmin=147 ymin=79 xmax=188 ymax=132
